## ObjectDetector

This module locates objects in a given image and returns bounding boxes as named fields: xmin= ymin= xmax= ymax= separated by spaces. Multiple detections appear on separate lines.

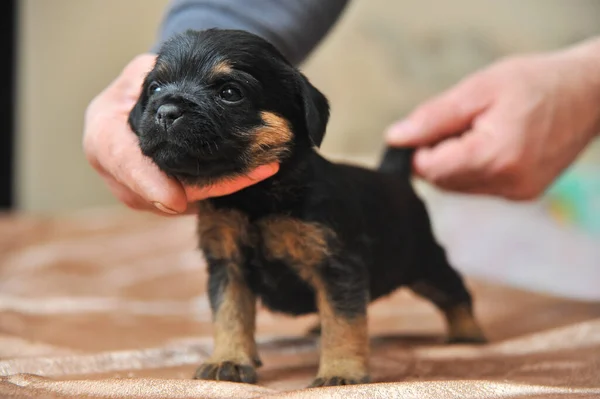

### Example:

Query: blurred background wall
xmin=16 ymin=0 xmax=170 ymax=212
xmin=14 ymin=0 xmax=600 ymax=298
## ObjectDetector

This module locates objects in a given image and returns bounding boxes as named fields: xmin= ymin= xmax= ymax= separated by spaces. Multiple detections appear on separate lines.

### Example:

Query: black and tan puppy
xmin=128 ymin=28 xmax=486 ymax=387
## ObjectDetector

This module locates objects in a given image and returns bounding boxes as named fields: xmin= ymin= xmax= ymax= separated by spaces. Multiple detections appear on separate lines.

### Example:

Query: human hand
xmin=386 ymin=39 xmax=600 ymax=200
xmin=83 ymin=54 xmax=279 ymax=215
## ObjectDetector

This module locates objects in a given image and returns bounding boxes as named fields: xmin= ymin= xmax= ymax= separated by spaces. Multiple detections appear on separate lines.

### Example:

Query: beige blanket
xmin=0 ymin=209 xmax=598 ymax=398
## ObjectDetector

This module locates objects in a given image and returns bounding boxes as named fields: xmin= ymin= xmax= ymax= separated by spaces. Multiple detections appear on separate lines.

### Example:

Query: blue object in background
xmin=545 ymin=146 xmax=600 ymax=236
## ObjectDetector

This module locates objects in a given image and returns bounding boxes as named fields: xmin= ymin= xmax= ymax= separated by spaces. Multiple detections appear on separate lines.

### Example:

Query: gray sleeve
xmin=152 ymin=0 xmax=350 ymax=65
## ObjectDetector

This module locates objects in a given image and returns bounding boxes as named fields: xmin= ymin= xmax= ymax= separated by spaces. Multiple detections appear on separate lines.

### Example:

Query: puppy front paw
xmin=309 ymin=375 xmax=370 ymax=387
xmin=194 ymin=361 xmax=257 ymax=384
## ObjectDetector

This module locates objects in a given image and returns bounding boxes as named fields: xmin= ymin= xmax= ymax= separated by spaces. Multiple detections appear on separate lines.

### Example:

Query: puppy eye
xmin=147 ymin=82 xmax=162 ymax=96
xmin=218 ymin=84 xmax=244 ymax=104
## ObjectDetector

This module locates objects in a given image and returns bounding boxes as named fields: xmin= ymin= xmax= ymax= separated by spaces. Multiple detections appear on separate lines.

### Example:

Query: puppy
xmin=129 ymin=28 xmax=486 ymax=387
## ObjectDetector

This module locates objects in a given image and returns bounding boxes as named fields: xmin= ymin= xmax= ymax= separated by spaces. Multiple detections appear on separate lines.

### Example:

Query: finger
xmin=413 ymin=129 xmax=495 ymax=192
xmin=184 ymin=163 xmax=280 ymax=201
xmin=102 ymin=173 xmax=154 ymax=212
xmin=101 ymin=122 xmax=189 ymax=215
xmin=83 ymin=53 xmax=185 ymax=215
xmin=87 ymin=128 xmax=187 ymax=215
xmin=385 ymin=72 xmax=494 ymax=147
xmin=103 ymin=173 xmax=196 ymax=216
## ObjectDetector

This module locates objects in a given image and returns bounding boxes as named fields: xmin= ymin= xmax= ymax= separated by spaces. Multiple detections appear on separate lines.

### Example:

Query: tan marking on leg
xmin=444 ymin=304 xmax=486 ymax=343
xmin=210 ymin=277 xmax=259 ymax=365
xmin=258 ymin=216 xmax=369 ymax=384
xmin=313 ymin=279 xmax=369 ymax=384
xmin=195 ymin=201 xmax=259 ymax=382
xmin=410 ymin=282 xmax=486 ymax=343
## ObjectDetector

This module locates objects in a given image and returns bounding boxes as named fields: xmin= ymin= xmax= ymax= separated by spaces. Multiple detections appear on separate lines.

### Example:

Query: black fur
xmin=129 ymin=29 xmax=319 ymax=186
xmin=128 ymin=28 xmax=483 ymax=385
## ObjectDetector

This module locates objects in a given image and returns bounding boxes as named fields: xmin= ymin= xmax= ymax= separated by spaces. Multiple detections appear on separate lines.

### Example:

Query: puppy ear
xmin=127 ymin=88 xmax=148 ymax=136
xmin=298 ymin=73 xmax=330 ymax=148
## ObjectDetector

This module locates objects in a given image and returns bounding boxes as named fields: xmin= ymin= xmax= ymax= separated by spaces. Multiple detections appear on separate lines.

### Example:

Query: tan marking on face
xmin=258 ymin=216 xmax=331 ymax=283
xmin=314 ymin=279 xmax=370 ymax=381
xmin=153 ymin=60 xmax=170 ymax=77
xmin=210 ymin=61 xmax=233 ymax=77
xmin=247 ymin=112 xmax=294 ymax=167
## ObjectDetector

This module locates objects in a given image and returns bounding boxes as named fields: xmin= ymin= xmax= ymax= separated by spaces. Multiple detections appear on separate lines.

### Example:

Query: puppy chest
xmin=250 ymin=217 xmax=333 ymax=315
xmin=255 ymin=217 xmax=333 ymax=280
xmin=197 ymin=204 xmax=333 ymax=283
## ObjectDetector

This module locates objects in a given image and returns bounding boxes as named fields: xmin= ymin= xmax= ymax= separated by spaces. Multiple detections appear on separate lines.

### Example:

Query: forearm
xmin=153 ymin=0 xmax=350 ymax=65
xmin=564 ymin=37 xmax=600 ymax=137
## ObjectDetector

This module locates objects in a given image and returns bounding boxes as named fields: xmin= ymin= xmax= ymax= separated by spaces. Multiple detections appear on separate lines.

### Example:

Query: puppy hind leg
xmin=305 ymin=321 xmax=321 ymax=337
xmin=410 ymin=247 xmax=487 ymax=344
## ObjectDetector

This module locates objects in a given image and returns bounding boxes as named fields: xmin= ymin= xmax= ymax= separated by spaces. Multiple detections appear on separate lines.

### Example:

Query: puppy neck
xmin=207 ymin=145 xmax=324 ymax=218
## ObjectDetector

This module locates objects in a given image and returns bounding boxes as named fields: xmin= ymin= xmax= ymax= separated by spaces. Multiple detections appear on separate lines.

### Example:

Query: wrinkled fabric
xmin=0 ymin=208 xmax=598 ymax=398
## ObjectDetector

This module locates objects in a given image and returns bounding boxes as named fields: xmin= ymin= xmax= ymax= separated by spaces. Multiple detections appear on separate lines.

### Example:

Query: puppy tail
xmin=377 ymin=146 xmax=415 ymax=179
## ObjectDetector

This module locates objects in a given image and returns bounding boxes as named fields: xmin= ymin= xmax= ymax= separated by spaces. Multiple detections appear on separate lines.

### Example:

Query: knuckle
xmin=493 ymin=150 xmax=524 ymax=179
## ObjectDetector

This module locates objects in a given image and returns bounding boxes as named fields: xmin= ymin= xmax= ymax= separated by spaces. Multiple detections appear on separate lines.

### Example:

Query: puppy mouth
xmin=139 ymin=140 xmax=245 ymax=185
xmin=140 ymin=138 xmax=218 ymax=159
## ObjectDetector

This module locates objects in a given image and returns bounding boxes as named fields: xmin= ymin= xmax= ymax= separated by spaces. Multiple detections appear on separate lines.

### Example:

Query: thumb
xmin=385 ymin=73 xmax=494 ymax=147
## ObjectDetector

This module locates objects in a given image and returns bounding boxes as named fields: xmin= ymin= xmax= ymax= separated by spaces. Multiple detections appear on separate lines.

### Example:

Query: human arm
xmin=156 ymin=0 xmax=350 ymax=65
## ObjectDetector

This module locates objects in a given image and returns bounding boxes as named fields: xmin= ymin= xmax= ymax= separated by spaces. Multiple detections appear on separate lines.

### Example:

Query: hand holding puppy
xmin=82 ymin=53 xmax=279 ymax=215
xmin=386 ymin=38 xmax=600 ymax=200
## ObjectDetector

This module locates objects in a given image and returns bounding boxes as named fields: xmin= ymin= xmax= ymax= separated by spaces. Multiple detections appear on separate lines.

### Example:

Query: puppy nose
xmin=156 ymin=104 xmax=183 ymax=128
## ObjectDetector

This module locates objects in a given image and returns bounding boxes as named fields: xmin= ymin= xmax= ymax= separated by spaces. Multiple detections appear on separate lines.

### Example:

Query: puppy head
xmin=128 ymin=28 xmax=329 ymax=185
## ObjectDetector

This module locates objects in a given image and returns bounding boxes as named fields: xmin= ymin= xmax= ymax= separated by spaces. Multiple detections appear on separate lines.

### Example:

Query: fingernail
xmin=385 ymin=120 xmax=419 ymax=141
xmin=152 ymin=201 xmax=179 ymax=215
